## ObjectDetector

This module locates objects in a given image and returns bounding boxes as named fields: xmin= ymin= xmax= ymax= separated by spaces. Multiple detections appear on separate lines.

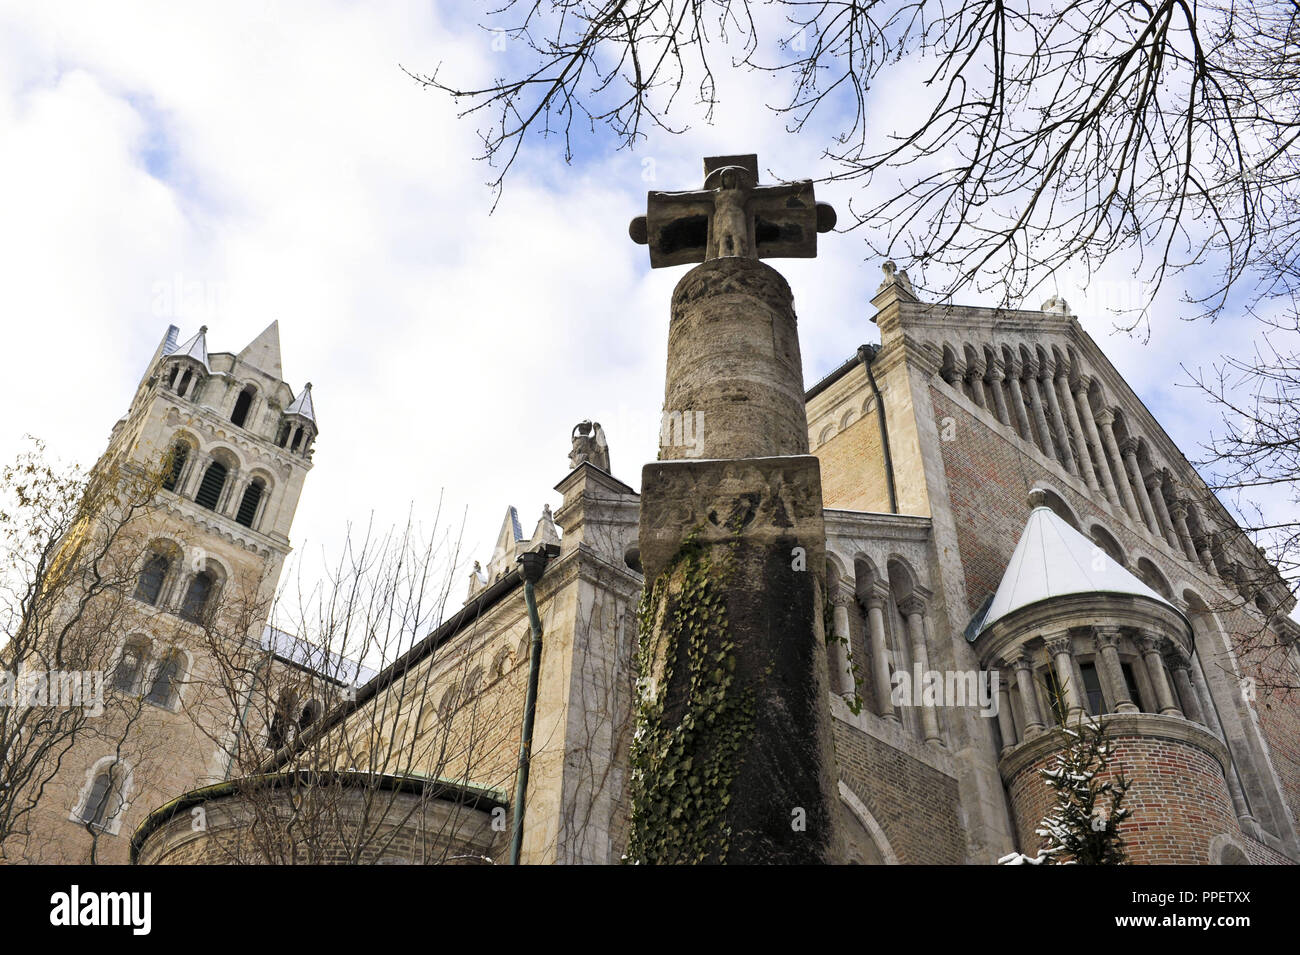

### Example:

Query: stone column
xmin=1076 ymin=379 xmax=1120 ymax=505
xmin=1023 ymin=361 xmax=1057 ymax=458
xmin=1013 ymin=651 xmax=1046 ymax=736
xmin=864 ymin=593 xmax=898 ymax=722
xmin=1058 ymin=371 xmax=1098 ymax=492
xmin=964 ymin=358 xmax=988 ymax=411
xmin=829 ymin=591 xmax=856 ymax=698
xmin=1120 ymin=437 xmax=1159 ymax=533
xmin=1165 ymin=649 xmax=1204 ymax=723
xmin=1093 ymin=626 xmax=1139 ymax=713
xmin=1045 ymin=633 xmax=1085 ymax=721
xmin=900 ymin=595 xmax=943 ymax=744
xmin=1004 ymin=358 xmax=1034 ymax=441
xmin=1095 ymin=410 xmax=1141 ymax=521
xmin=1192 ymin=531 xmax=1218 ymax=575
xmin=636 ymin=252 xmax=842 ymax=864
xmin=1041 ymin=366 xmax=1078 ymax=475
xmin=986 ymin=359 xmax=1011 ymax=426
xmin=1137 ymin=634 xmax=1182 ymax=716
xmin=1144 ymin=465 xmax=1179 ymax=549
xmin=180 ymin=453 xmax=208 ymax=499
xmin=1168 ymin=499 xmax=1200 ymax=563
xmin=995 ymin=673 xmax=1018 ymax=754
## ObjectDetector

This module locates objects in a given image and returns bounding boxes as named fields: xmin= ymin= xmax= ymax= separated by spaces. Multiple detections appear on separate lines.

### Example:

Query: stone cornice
xmin=976 ymin=591 xmax=1192 ymax=667
xmin=824 ymin=508 xmax=932 ymax=541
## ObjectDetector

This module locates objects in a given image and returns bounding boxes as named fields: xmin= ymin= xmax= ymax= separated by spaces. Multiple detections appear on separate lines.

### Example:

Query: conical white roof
xmin=978 ymin=506 xmax=1175 ymax=634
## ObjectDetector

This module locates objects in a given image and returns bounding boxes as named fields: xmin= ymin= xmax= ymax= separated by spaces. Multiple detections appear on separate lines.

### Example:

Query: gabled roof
xmin=237 ymin=321 xmax=283 ymax=377
xmin=169 ymin=325 xmax=209 ymax=368
xmin=978 ymin=506 xmax=1176 ymax=635
xmin=285 ymin=381 xmax=315 ymax=422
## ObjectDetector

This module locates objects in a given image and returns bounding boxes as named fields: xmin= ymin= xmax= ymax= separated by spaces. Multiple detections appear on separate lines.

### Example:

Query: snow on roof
xmin=260 ymin=625 xmax=376 ymax=687
xmin=978 ymin=506 xmax=1177 ymax=635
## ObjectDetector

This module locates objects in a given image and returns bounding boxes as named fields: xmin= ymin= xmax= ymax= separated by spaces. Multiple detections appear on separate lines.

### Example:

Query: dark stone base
xmin=634 ymin=455 xmax=843 ymax=864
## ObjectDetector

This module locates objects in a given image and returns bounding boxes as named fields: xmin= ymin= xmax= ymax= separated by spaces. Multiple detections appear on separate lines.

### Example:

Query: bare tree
xmin=0 ymin=440 xmax=171 ymax=858
xmin=412 ymin=0 xmax=1297 ymax=320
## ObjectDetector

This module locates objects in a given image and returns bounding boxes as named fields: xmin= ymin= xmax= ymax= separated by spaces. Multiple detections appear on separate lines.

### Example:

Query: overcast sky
xmin=2 ymin=2 xmax=1290 ymax=639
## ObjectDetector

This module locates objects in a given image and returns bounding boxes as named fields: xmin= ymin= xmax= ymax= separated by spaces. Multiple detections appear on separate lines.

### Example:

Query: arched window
xmin=438 ymin=685 xmax=459 ymax=718
xmin=194 ymin=461 xmax=228 ymax=511
xmin=133 ymin=553 xmax=170 ymax=605
xmin=177 ymin=368 xmax=192 ymax=398
xmin=289 ymin=427 xmax=303 ymax=452
xmin=1090 ymin=525 xmax=1126 ymax=567
xmin=162 ymin=442 xmax=189 ymax=492
xmin=145 ymin=651 xmax=184 ymax=707
xmin=113 ymin=638 xmax=150 ymax=693
xmin=180 ymin=571 xmax=215 ymax=623
xmin=80 ymin=770 xmax=118 ymax=827
xmin=416 ymin=703 xmax=436 ymax=737
xmin=231 ymin=385 xmax=256 ymax=428
xmin=235 ymin=479 xmax=265 ymax=528
xmin=275 ymin=422 xmax=291 ymax=448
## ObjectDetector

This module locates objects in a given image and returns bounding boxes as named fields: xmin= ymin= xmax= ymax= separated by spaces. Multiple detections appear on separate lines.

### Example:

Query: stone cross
xmin=629 ymin=154 xmax=837 ymax=268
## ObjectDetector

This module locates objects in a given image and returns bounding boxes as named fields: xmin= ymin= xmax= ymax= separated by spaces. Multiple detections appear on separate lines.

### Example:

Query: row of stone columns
xmin=942 ymin=348 xmax=1249 ymax=585
xmin=994 ymin=627 xmax=1215 ymax=752
xmin=827 ymin=585 xmax=943 ymax=745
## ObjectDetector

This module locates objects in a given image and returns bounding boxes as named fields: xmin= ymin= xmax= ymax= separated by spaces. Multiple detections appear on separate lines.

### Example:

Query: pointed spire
xmin=484 ymin=506 xmax=525 ymax=582
xmin=237 ymin=320 xmax=282 ymax=377
xmin=527 ymin=504 xmax=561 ymax=550
xmin=171 ymin=325 xmax=209 ymax=368
xmin=285 ymin=381 xmax=316 ymax=422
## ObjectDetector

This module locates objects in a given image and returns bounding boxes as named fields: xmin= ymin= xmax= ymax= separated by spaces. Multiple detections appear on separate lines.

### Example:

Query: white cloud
xmin=1 ymin=1 xmax=1292 ymax=641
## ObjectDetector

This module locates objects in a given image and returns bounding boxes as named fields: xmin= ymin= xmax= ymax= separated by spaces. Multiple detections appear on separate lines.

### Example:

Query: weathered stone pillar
xmin=1013 ymin=651 xmax=1046 ymax=736
xmin=995 ymin=674 xmax=1018 ymax=754
xmin=1165 ymin=649 xmax=1204 ymax=723
xmin=1005 ymin=358 xmax=1035 ymax=442
xmin=1096 ymin=410 xmax=1141 ymax=521
xmin=987 ymin=359 xmax=1011 ymax=426
xmin=1168 ymin=498 xmax=1200 ymax=563
xmin=1075 ymin=377 xmax=1119 ymax=505
xmin=900 ymin=595 xmax=943 ymax=744
xmin=1023 ymin=361 xmax=1058 ymax=458
xmin=829 ymin=591 xmax=856 ymax=698
xmin=1041 ymin=365 xmax=1078 ymax=475
xmin=661 ymin=258 xmax=810 ymax=459
xmin=965 ymin=359 xmax=988 ymax=411
xmin=865 ymin=592 xmax=897 ymax=722
xmin=1120 ymin=437 xmax=1159 ymax=533
xmin=1138 ymin=634 xmax=1182 ymax=716
xmin=1145 ymin=466 xmax=1179 ymax=549
xmin=630 ymin=154 xmax=842 ymax=864
xmin=1058 ymin=371 xmax=1098 ymax=491
xmin=1093 ymin=626 xmax=1139 ymax=713
xmin=1045 ymin=633 xmax=1086 ymax=721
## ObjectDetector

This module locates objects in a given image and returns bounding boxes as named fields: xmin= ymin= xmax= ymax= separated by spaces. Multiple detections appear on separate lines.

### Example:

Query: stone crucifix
xmin=628 ymin=151 xmax=846 ymax=865
xmin=629 ymin=154 xmax=837 ymax=268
